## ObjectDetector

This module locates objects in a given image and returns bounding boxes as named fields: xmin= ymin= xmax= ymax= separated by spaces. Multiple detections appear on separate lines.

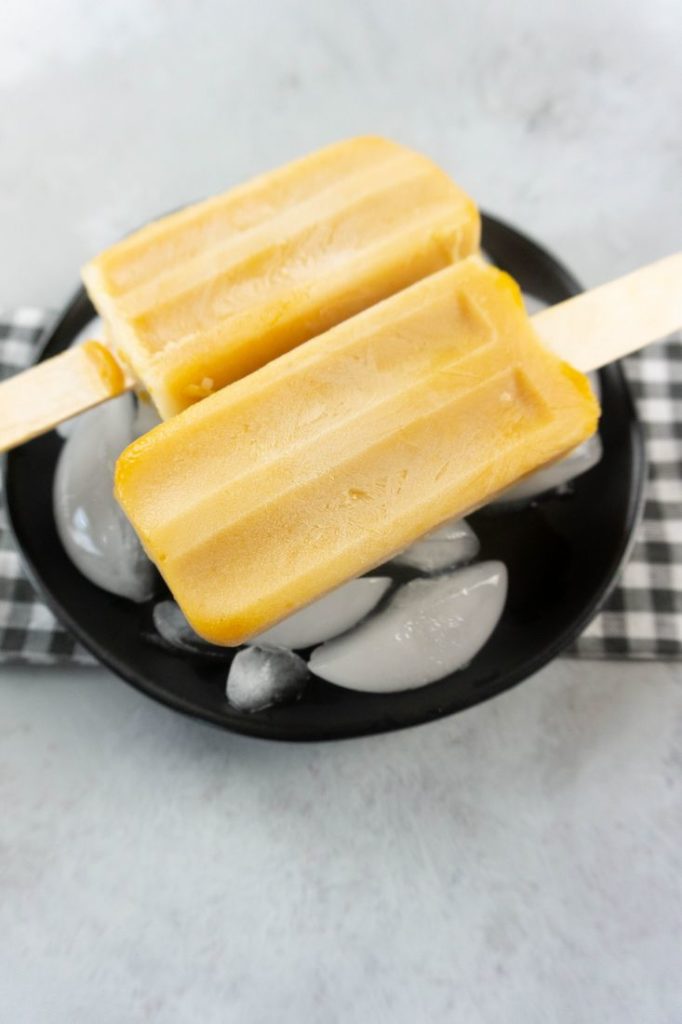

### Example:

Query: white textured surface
xmin=2 ymin=662 xmax=681 ymax=1023
xmin=1 ymin=2 xmax=681 ymax=1021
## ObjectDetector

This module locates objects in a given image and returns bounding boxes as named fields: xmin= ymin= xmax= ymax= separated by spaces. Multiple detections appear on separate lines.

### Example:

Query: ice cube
xmin=391 ymin=519 xmax=480 ymax=573
xmin=492 ymin=433 xmax=603 ymax=504
xmin=251 ymin=577 xmax=392 ymax=649
xmin=226 ymin=647 xmax=309 ymax=712
xmin=134 ymin=398 xmax=162 ymax=436
xmin=53 ymin=394 xmax=156 ymax=601
xmin=70 ymin=316 xmax=104 ymax=349
xmin=152 ymin=601 xmax=230 ymax=659
xmin=309 ymin=561 xmax=507 ymax=692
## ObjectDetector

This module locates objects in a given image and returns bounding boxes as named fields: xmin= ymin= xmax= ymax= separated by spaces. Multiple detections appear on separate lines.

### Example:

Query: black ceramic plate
xmin=4 ymin=215 xmax=646 ymax=741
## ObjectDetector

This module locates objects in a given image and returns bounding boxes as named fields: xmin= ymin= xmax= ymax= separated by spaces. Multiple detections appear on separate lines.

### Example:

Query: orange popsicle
xmin=115 ymin=258 xmax=599 ymax=645
xmin=83 ymin=136 xmax=480 ymax=417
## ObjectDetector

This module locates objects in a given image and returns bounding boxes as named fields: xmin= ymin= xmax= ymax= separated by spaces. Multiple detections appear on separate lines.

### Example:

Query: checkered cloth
xmin=0 ymin=310 xmax=95 ymax=664
xmin=571 ymin=334 xmax=682 ymax=659
xmin=1 ymin=308 xmax=681 ymax=665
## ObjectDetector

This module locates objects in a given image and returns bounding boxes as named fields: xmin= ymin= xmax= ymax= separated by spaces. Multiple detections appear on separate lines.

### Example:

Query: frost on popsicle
xmin=391 ymin=518 xmax=480 ymax=573
xmin=226 ymin=647 xmax=309 ymax=712
xmin=53 ymin=394 xmax=156 ymax=601
xmin=309 ymin=561 xmax=507 ymax=692
xmin=251 ymin=577 xmax=392 ymax=649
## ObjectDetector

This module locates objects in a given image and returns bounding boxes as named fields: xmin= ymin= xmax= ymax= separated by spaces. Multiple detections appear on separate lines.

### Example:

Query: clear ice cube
xmin=391 ymin=518 xmax=480 ymax=573
xmin=152 ymin=601 xmax=229 ymax=659
xmin=53 ymin=394 xmax=155 ymax=601
xmin=226 ymin=646 xmax=309 ymax=712
xmin=309 ymin=561 xmax=507 ymax=692
xmin=251 ymin=576 xmax=392 ymax=649
xmin=492 ymin=433 xmax=602 ymax=504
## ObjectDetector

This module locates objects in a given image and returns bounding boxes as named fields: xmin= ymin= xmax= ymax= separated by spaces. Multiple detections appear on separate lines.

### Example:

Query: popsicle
xmin=114 ymin=257 xmax=600 ymax=645
xmin=0 ymin=138 xmax=480 ymax=452
xmin=83 ymin=136 xmax=480 ymax=418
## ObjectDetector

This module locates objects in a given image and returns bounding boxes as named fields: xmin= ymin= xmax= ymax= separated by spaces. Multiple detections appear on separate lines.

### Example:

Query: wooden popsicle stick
xmin=532 ymin=252 xmax=682 ymax=372
xmin=0 ymin=341 xmax=133 ymax=453
xmin=1 ymin=254 xmax=679 ymax=454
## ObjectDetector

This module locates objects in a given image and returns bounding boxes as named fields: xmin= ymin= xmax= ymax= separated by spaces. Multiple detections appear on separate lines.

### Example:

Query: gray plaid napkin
xmin=571 ymin=335 xmax=682 ymax=658
xmin=0 ymin=309 xmax=94 ymax=663
xmin=1 ymin=308 xmax=680 ymax=665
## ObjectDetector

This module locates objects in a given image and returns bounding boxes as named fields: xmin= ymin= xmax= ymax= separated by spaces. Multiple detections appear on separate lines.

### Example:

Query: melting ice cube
xmin=133 ymin=398 xmax=162 ymax=436
xmin=391 ymin=519 xmax=480 ymax=573
xmin=309 ymin=561 xmax=507 ymax=692
xmin=251 ymin=577 xmax=392 ymax=649
xmin=492 ymin=433 xmax=602 ymax=504
xmin=226 ymin=646 xmax=309 ymax=712
xmin=53 ymin=394 xmax=156 ymax=601
xmin=152 ymin=601 xmax=230 ymax=659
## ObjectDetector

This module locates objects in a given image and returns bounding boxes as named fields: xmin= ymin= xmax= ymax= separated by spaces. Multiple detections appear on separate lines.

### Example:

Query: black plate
xmin=4 ymin=215 xmax=646 ymax=741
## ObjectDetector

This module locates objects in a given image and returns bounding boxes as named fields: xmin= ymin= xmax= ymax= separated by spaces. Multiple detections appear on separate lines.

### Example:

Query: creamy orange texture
xmin=82 ymin=136 xmax=480 ymax=418
xmin=115 ymin=259 xmax=600 ymax=645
